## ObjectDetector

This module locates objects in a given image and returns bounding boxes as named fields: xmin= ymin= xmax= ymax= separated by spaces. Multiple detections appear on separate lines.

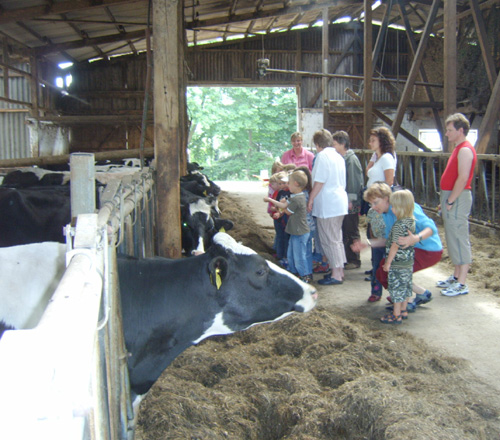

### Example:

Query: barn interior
xmin=1 ymin=1 xmax=500 ymax=439
xmin=1 ymin=0 xmax=500 ymax=255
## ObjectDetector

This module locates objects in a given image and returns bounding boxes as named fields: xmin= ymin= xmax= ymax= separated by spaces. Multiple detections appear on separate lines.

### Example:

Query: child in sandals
xmin=380 ymin=190 xmax=416 ymax=324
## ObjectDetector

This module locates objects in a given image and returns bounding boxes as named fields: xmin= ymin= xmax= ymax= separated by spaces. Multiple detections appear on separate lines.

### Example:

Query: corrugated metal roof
xmin=0 ymin=0 xmax=487 ymax=65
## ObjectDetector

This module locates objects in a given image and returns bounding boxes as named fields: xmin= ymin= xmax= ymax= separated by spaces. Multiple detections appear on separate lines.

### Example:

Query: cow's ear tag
xmin=219 ymin=227 xmax=226 ymax=233
xmin=209 ymin=267 xmax=223 ymax=289
xmin=209 ymin=256 xmax=228 ymax=291
xmin=215 ymin=268 xmax=222 ymax=289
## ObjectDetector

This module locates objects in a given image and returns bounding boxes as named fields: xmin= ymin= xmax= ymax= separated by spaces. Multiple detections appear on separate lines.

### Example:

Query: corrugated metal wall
xmin=0 ymin=63 xmax=31 ymax=160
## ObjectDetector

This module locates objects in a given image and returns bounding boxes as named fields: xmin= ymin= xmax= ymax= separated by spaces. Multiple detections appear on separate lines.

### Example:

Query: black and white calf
xmin=180 ymin=187 xmax=233 ymax=255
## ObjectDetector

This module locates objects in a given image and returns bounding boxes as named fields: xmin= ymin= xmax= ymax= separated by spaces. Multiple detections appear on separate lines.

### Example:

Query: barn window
xmin=419 ymin=129 xmax=478 ymax=151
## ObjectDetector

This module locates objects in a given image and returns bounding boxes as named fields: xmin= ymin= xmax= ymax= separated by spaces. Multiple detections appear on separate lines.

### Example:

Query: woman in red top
xmin=437 ymin=113 xmax=477 ymax=297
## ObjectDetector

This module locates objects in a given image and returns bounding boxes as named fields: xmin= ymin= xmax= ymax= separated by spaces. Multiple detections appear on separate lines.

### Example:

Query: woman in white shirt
xmin=366 ymin=127 xmax=396 ymax=188
xmin=307 ymin=129 xmax=348 ymax=285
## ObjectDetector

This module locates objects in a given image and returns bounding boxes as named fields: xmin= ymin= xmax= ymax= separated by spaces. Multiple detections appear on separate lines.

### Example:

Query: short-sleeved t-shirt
xmin=281 ymin=148 xmax=315 ymax=171
xmin=367 ymin=208 xmax=386 ymax=238
xmin=285 ymin=192 xmax=310 ymax=236
xmin=366 ymin=152 xmax=396 ymax=188
xmin=386 ymin=217 xmax=416 ymax=268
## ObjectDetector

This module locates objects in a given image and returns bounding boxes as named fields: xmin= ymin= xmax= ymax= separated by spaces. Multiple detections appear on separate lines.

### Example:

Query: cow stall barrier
xmin=0 ymin=167 xmax=155 ymax=440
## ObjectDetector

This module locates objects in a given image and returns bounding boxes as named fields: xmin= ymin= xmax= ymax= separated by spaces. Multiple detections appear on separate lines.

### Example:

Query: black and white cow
xmin=0 ymin=166 xmax=227 ymax=254
xmin=0 ymin=187 xmax=71 ymax=247
xmin=0 ymin=234 xmax=317 ymax=399
xmin=119 ymin=232 xmax=317 ymax=396
xmin=180 ymin=187 xmax=233 ymax=255
xmin=180 ymin=169 xmax=221 ymax=197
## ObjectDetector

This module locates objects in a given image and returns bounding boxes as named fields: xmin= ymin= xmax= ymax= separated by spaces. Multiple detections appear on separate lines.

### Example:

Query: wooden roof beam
xmin=469 ymin=0 xmax=496 ymax=90
xmin=61 ymin=13 xmax=107 ymax=59
xmin=104 ymin=6 xmax=138 ymax=55
xmin=392 ymin=0 xmax=440 ymax=137
xmin=187 ymin=0 xmax=363 ymax=30
xmin=15 ymin=21 xmax=77 ymax=63
xmin=398 ymin=1 xmax=444 ymax=138
xmin=476 ymin=69 xmax=500 ymax=154
xmin=431 ymin=0 xmax=499 ymax=33
xmin=0 ymin=0 xmax=138 ymax=25
xmin=34 ymin=29 xmax=145 ymax=56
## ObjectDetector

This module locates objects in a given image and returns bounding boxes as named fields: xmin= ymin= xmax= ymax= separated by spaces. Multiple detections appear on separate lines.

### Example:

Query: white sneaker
xmin=442 ymin=283 xmax=469 ymax=296
xmin=436 ymin=275 xmax=457 ymax=288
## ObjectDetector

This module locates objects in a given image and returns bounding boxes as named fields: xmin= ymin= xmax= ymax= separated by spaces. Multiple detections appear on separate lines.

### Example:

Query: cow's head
xmin=181 ymin=198 xmax=233 ymax=256
xmin=195 ymin=232 xmax=317 ymax=342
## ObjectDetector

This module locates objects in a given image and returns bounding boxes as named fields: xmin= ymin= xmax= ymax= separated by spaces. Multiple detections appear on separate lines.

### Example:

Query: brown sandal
xmin=380 ymin=313 xmax=402 ymax=324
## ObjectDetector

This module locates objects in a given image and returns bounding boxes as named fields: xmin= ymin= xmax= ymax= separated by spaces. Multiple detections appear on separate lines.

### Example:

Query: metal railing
xmin=0 ymin=162 xmax=156 ymax=440
xmin=356 ymin=150 xmax=500 ymax=228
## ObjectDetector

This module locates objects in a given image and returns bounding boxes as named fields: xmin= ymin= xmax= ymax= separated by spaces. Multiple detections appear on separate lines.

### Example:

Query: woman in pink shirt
xmin=281 ymin=132 xmax=315 ymax=171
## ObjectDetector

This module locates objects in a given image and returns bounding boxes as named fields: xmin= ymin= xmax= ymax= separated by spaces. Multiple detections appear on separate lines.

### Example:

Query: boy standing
xmin=264 ymin=170 xmax=312 ymax=282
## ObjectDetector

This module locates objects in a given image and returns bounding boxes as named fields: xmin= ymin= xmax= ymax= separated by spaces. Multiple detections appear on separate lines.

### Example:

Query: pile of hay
xmin=136 ymin=191 xmax=500 ymax=439
xmin=137 ymin=308 xmax=500 ymax=439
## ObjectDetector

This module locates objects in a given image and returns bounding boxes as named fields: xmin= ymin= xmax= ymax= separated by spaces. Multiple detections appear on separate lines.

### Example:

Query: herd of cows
xmin=0 ymin=161 xmax=317 ymax=401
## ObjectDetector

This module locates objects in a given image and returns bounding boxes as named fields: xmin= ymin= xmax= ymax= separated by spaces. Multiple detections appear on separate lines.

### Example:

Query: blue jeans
xmin=306 ymin=231 xmax=314 ymax=274
xmin=367 ymin=227 xmax=384 ymax=296
xmin=273 ymin=218 xmax=289 ymax=260
xmin=371 ymin=247 xmax=385 ymax=296
xmin=287 ymin=232 xmax=310 ymax=277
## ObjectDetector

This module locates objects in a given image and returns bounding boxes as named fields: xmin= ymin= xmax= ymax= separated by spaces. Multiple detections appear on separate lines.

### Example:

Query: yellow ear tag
xmin=219 ymin=227 xmax=226 ymax=233
xmin=215 ymin=268 xmax=222 ymax=290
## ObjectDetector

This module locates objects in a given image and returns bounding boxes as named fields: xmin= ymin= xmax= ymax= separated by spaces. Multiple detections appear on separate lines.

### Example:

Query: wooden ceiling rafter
xmin=34 ymin=28 xmax=145 ymax=56
xmin=0 ymin=0 xmax=138 ymax=26
xmin=245 ymin=19 xmax=256 ymax=36
xmin=265 ymin=16 xmax=278 ymax=32
xmin=188 ymin=0 xmax=362 ymax=30
xmin=15 ymin=20 xmax=77 ymax=63
xmin=286 ymin=13 xmax=304 ymax=31
xmin=32 ymin=17 xmax=146 ymax=26
xmin=104 ymin=6 xmax=138 ymax=55
xmin=60 ymin=13 xmax=107 ymax=60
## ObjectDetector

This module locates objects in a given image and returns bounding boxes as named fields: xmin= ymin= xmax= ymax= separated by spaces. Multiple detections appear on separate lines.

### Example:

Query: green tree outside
xmin=187 ymin=87 xmax=297 ymax=180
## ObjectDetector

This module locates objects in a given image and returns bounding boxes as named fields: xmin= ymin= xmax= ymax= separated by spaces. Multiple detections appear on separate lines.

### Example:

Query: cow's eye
xmin=256 ymin=267 xmax=267 ymax=277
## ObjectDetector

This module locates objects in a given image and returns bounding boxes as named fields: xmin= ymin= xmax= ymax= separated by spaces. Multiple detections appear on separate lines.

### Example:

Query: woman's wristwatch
xmin=446 ymin=199 xmax=454 ymax=206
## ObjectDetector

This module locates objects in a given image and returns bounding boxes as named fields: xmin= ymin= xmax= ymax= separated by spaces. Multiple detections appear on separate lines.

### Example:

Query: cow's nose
xmin=311 ymin=291 xmax=318 ymax=301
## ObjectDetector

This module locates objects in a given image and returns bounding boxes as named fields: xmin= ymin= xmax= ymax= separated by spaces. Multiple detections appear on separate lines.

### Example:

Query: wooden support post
xmin=178 ymin=21 xmax=188 ymax=175
xmin=444 ymin=0 xmax=457 ymax=151
xmin=363 ymin=0 xmax=373 ymax=146
xmin=29 ymin=54 xmax=40 ymax=157
xmin=2 ymin=38 xmax=9 ymax=102
xmin=153 ymin=0 xmax=182 ymax=259
xmin=392 ymin=0 xmax=440 ymax=138
xmin=372 ymin=0 xmax=393 ymax=74
xmin=469 ymin=0 xmax=497 ymax=90
xmin=322 ymin=7 xmax=329 ymax=129
xmin=476 ymin=71 xmax=500 ymax=154
xmin=398 ymin=1 xmax=444 ymax=141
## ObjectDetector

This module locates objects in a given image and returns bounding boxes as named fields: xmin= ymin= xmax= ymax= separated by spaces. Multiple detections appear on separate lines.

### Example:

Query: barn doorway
xmin=187 ymin=87 xmax=298 ymax=180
